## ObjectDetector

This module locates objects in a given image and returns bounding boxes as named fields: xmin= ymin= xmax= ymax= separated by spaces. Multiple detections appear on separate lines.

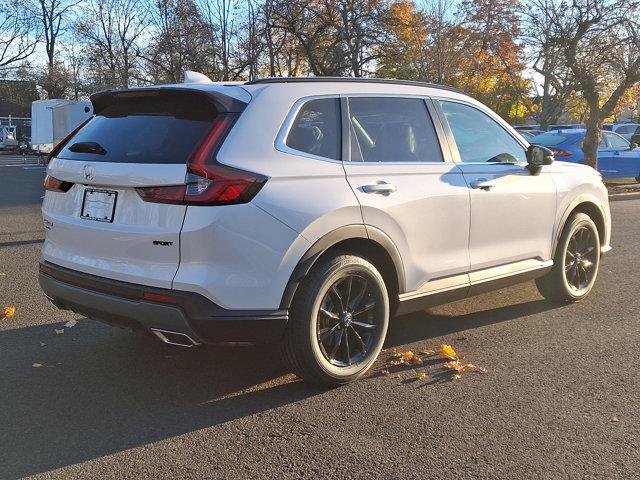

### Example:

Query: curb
xmin=609 ymin=192 xmax=640 ymax=201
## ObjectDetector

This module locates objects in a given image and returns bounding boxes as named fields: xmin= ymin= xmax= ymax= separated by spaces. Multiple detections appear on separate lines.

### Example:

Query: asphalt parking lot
xmin=1 ymin=166 xmax=638 ymax=479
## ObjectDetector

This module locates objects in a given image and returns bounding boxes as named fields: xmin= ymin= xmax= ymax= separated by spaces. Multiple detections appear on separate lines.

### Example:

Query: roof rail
xmin=244 ymin=76 xmax=464 ymax=94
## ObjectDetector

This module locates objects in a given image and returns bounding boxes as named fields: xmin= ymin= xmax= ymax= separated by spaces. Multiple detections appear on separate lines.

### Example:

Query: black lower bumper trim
xmin=39 ymin=261 xmax=288 ymax=344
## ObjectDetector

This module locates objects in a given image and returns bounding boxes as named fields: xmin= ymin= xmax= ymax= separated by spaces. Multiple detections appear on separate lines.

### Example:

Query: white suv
xmin=39 ymin=76 xmax=612 ymax=385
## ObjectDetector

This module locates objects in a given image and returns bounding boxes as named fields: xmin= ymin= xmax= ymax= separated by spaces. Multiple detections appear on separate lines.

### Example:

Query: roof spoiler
xmin=90 ymin=87 xmax=247 ymax=115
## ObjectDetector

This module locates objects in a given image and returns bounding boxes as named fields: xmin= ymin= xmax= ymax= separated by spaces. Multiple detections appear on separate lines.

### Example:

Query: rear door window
xmin=285 ymin=98 xmax=341 ymax=160
xmin=347 ymin=97 xmax=443 ymax=163
xmin=58 ymin=92 xmax=220 ymax=164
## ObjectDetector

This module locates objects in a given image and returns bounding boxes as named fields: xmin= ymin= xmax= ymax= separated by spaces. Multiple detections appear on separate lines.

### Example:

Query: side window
xmin=285 ymin=98 xmax=341 ymax=160
xmin=439 ymin=100 xmax=526 ymax=163
xmin=604 ymin=132 xmax=629 ymax=149
xmin=348 ymin=97 xmax=443 ymax=163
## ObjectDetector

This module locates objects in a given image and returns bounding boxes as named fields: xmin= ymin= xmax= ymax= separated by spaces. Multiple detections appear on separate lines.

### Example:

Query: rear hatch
xmin=42 ymin=87 xmax=246 ymax=288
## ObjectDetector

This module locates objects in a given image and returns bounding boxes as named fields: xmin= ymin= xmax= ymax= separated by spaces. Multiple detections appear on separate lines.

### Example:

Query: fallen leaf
xmin=419 ymin=349 xmax=436 ymax=357
xmin=380 ymin=369 xmax=390 ymax=376
xmin=64 ymin=319 xmax=77 ymax=328
xmin=612 ymin=416 xmax=620 ymax=423
xmin=32 ymin=363 xmax=44 ymax=368
xmin=417 ymin=372 xmax=427 ymax=381
xmin=54 ymin=329 xmax=64 ymax=335
xmin=439 ymin=343 xmax=458 ymax=360
xmin=39 ymin=342 xmax=46 ymax=347
xmin=444 ymin=360 xmax=487 ymax=376
xmin=0 ymin=272 xmax=6 ymax=276
xmin=389 ymin=350 xmax=423 ymax=366
xmin=2 ymin=306 xmax=16 ymax=319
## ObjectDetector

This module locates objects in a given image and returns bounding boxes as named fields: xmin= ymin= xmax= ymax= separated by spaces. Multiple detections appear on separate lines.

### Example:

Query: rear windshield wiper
xmin=68 ymin=141 xmax=107 ymax=155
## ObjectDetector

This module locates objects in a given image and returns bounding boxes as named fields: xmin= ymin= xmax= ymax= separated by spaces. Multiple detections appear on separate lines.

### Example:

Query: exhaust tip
xmin=151 ymin=328 xmax=201 ymax=348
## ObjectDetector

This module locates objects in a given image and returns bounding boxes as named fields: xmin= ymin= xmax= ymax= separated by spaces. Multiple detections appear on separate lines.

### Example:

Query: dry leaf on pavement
xmin=54 ymin=329 xmax=64 ymax=335
xmin=419 ymin=349 xmax=436 ymax=357
xmin=32 ymin=363 xmax=44 ymax=368
xmin=439 ymin=344 xmax=458 ymax=361
xmin=389 ymin=350 xmax=423 ymax=366
xmin=2 ymin=306 xmax=16 ymax=320
xmin=64 ymin=319 xmax=77 ymax=328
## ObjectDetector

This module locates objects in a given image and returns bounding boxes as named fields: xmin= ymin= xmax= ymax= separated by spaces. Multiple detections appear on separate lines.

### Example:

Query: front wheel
xmin=280 ymin=253 xmax=389 ymax=386
xmin=535 ymin=212 xmax=601 ymax=302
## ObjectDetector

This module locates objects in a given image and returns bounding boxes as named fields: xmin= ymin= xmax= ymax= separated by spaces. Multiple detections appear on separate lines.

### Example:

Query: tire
xmin=535 ymin=212 xmax=601 ymax=303
xmin=280 ymin=253 xmax=389 ymax=386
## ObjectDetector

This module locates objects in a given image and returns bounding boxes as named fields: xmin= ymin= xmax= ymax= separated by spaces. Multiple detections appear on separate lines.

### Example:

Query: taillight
xmin=44 ymin=175 xmax=74 ymax=192
xmin=136 ymin=114 xmax=267 ymax=206
xmin=47 ymin=118 xmax=92 ymax=162
xmin=552 ymin=149 xmax=573 ymax=157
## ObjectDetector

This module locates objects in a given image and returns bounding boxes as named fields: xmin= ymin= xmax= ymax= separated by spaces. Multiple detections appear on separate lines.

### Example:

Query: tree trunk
xmin=582 ymin=115 xmax=601 ymax=170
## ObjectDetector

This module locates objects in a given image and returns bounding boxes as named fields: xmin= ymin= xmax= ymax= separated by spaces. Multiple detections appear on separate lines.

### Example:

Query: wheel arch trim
xmin=553 ymin=194 xmax=609 ymax=258
xmin=279 ymin=225 xmax=405 ymax=309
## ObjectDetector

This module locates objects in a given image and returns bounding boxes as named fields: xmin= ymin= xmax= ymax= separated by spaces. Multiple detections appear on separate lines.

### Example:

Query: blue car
xmin=529 ymin=128 xmax=640 ymax=181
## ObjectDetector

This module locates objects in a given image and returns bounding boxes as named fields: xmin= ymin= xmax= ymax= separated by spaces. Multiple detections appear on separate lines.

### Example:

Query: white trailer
xmin=31 ymin=99 xmax=93 ymax=153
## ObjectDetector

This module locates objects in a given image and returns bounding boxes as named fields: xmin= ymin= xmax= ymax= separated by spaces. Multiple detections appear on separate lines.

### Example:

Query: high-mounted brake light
xmin=44 ymin=175 xmax=74 ymax=193
xmin=136 ymin=114 xmax=267 ymax=206
xmin=47 ymin=118 xmax=92 ymax=163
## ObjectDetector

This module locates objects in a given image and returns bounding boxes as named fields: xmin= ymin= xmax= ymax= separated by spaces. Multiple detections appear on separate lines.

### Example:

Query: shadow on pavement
xmin=0 ymin=323 xmax=322 ymax=478
xmin=385 ymin=298 xmax=558 ymax=348
xmin=1 ymin=295 xmax=558 ymax=478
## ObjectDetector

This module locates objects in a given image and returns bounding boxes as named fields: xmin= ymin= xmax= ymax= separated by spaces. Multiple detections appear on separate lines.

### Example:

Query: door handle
xmin=470 ymin=178 xmax=495 ymax=190
xmin=362 ymin=182 xmax=397 ymax=194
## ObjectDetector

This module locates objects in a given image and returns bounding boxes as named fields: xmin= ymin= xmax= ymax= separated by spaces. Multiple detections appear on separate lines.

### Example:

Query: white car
xmin=610 ymin=123 xmax=640 ymax=142
xmin=39 ymin=75 xmax=612 ymax=386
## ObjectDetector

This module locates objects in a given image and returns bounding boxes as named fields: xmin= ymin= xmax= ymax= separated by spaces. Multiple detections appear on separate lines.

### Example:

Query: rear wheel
xmin=535 ymin=212 xmax=600 ymax=302
xmin=280 ymin=253 xmax=389 ymax=386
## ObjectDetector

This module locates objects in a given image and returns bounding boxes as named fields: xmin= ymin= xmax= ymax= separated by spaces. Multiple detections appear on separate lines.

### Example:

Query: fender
xmin=279 ymin=224 xmax=405 ymax=310
xmin=552 ymin=193 xmax=608 ymax=258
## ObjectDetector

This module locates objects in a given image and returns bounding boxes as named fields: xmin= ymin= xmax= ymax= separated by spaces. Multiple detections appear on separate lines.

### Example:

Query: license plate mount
xmin=80 ymin=188 xmax=118 ymax=223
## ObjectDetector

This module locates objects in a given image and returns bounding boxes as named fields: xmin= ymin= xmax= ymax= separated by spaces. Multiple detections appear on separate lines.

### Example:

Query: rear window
xmin=529 ymin=133 xmax=572 ymax=146
xmin=285 ymin=98 xmax=341 ymax=160
xmin=58 ymin=92 xmax=220 ymax=164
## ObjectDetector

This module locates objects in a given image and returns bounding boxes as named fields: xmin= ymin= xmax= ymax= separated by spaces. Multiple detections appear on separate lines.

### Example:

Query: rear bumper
xmin=38 ymin=261 xmax=288 ymax=345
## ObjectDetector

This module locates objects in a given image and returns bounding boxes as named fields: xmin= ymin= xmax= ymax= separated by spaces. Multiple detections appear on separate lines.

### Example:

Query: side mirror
xmin=526 ymin=145 xmax=554 ymax=175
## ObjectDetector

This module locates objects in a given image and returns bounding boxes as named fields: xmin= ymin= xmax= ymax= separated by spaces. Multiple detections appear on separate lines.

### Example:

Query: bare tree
xmin=424 ymin=0 xmax=458 ymax=84
xmin=530 ymin=0 xmax=640 ymax=168
xmin=140 ymin=0 xmax=213 ymax=84
xmin=0 ymin=0 xmax=39 ymax=73
xmin=523 ymin=0 xmax=576 ymax=128
xmin=336 ymin=0 xmax=388 ymax=77
xmin=76 ymin=0 xmax=146 ymax=88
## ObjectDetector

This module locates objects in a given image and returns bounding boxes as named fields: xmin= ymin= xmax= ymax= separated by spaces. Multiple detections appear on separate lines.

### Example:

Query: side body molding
xmin=279 ymin=225 xmax=405 ymax=310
